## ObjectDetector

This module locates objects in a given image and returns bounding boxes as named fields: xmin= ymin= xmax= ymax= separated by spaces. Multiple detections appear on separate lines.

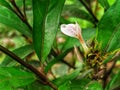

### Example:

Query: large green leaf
xmin=105 ymin=71 xmax=120 ymax=90
xmin=97 ymin=0 xmax=120 ymax=53
xmin=0 ymin=5 xmax=32 ymax=37
xmin=0 ymin=67 xmax=36 ymax=89
xmin=32 ymin=0 xmax=65 ymax=62
xmin=1 ymin=45 xmax=34 ymax=66
xmin=32 ymin=0 xmax=49 ymax=61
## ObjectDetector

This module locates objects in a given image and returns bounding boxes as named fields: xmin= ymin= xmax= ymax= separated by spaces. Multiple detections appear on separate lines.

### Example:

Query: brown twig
xmin=9 ymin=0 xmax=32 ymax=31
xmin=62 ymin=60 xmax=76 ymax=69
xmin=23 ymin=0 xmax=27 ymax=19
xmin=0 ymin=45 xmax=58 ymax=90
xmin=9 ymin=0 xmax=24 ymax=19
xmin=78 ymin=0 xmax=98 ymax=26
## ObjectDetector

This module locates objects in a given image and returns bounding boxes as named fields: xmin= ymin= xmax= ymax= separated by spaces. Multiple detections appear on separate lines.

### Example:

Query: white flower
xmin=60 ymin=23 xmax=89 ymax=55
xmin=60 ymin=23 xmax=81 ymax=38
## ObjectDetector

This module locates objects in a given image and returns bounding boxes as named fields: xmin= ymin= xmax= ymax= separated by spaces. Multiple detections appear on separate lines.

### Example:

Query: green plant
xmin=0 ymin=0 xmax=120 ymax=90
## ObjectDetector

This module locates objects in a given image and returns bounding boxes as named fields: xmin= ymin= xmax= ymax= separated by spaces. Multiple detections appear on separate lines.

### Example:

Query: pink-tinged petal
xmin=60 ymin=24 xmax=80 ymax=38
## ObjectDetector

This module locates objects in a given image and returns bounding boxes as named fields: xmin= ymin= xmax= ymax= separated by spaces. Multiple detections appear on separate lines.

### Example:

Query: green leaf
xmin=97 ymin=0 xmax=120 ymax=53
xmin=53 ymin=69 xmax=80 ymax=86
xmin=69 ymin=79 xmax=102 ymax=90
xmin=57 ymin=79 xmax=90 ymax=90
xmin=108 ymin=0 xmax=116 ymax=6
xmin=63 ymin=5 xmax=94 ymax=23
xmin=0 ymin=81 xmax=12 ymax=90
xmin=85 ymin=81 xmax=103 ymax=90
xmin=98 ymin=0 xmax=109 ymax=10
xmin=58 ymin=81 xmax=70 ymax=90
xmin=0 ymin=67 xmax=36 ymax=89
xmin=32 ymin=0 xmax=65 ymax=62
xmin=0 ymin=0 xmax=12 ymax=9
xmin=1 ymin=45 xmax=34 ymax=66
xmin=0 ymin=5 xmax=32 ymax=37
xmin=70 ymin=79 xmax=90 ymax=90
xmin=83 ymin=28 xmax=96 ymax=40
xmin=24 ymin=81 xmax=52 ymax=90
xmin=15 ymin=0 xmax=32 ymax=7
xmin=32 ymin=0 xmax=49 ymax=62
xmin=105 ymin=71 xmax=120 ymax=90
xmin=45 ymin=48 xmax=72 ymax=73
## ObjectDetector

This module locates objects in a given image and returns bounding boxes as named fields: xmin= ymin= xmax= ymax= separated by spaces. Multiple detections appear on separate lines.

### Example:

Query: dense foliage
xmin=0 ymin=0 xmax=120 ymax=90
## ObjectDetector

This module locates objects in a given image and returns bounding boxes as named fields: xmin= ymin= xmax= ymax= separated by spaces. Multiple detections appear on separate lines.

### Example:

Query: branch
xmin=23 ymin=0 xmax=27 ymax=19
xmin=9 ymin=0 xmax=24 ymax=18
xmin=0 ymin=45 xmax=57 ymax=90
xmin=9 ymin=0 xmax=32 ymax=31
xmin=79 ymin=0 xmax=98 ymax=26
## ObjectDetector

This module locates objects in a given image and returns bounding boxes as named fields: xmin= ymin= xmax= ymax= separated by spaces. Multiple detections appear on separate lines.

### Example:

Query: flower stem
xmin=78 ymin=34 xmax=89 ymax=55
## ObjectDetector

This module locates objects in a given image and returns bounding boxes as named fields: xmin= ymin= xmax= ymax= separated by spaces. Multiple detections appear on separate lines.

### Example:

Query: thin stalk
xmin=9 ymin=0 xmax=32 ymax=31
xmin=78 ymin=34 xmax=89 ymax=55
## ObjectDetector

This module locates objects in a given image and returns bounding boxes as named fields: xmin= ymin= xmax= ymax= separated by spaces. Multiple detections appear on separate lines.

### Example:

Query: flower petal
xmin=75 ymin=23 xmax=81 ymax=34
xmin=60 ymin=24 xmax=79 ymax=38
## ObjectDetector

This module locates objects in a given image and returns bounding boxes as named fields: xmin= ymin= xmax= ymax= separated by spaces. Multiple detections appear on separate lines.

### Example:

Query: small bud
xmin=60 ymin=23 xmax=89 ymax=55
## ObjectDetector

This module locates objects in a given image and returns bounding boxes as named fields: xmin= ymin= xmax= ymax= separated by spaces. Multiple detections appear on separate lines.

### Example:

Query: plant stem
xmin=79 ymin=0 xmax=98 ymax=26
xmin=78 ymin=34 xmax=89 ymax=56
xmin=9 ymin=0 xmax=32 ymax=31
xmin=23 ymin=0 xmax=27 ymax=19
xmin=0 ymin=45 xmax=58 ymax=90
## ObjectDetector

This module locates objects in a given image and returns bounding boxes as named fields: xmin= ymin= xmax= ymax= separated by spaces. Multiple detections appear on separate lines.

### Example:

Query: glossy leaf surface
xmin=33 ymin=0 xmax=65 ymax=62
xmin=97 ymin=0 xmax=120 ymax=53
xmin=0 ymin=6 xmax=32 ymax=37
xmin=0 ymin=67 xmax=36 ymax=89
